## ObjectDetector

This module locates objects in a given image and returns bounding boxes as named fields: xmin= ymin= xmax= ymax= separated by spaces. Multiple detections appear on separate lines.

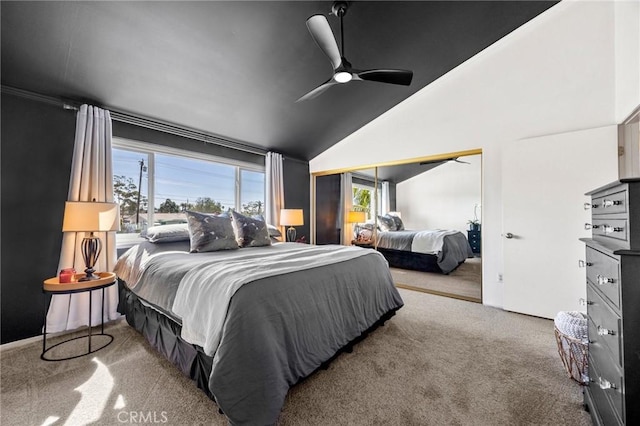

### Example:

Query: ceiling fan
xmin=419 ymin=157 xmax=471 ymax=166
xmin=296 ymin=1 xmax=413 ymax=102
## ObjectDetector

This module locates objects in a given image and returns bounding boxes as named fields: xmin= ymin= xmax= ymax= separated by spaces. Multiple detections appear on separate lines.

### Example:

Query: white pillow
xmin=144 ymin=223 xmax=190 ymax=243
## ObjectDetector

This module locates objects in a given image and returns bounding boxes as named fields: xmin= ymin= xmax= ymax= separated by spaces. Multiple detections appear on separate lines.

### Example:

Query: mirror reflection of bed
xmin=313 ymin=151 xmax=482 ymax=303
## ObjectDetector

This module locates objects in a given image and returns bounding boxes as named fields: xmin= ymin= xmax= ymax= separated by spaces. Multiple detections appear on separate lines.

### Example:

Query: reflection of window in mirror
xmin=352 ymin=184 xmax=376 ymax=221
xmin=350 ymin=169 xmax=379 ymax=245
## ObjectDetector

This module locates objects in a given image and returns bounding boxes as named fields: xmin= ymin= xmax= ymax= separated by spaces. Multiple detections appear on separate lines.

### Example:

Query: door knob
xmin=504 ymin=232 xmax=514 ymax=239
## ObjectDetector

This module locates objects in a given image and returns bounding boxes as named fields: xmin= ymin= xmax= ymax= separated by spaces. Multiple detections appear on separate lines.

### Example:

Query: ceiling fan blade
xmin=296 ymin=77 xmax=338 ymax=103
xmin=419 ymin=157 xmax=469 ymax=166
xmin=419 ymin=159 xmax=448 ymax=166
xmin=306 ymin=15 xmax=342 ymax=70
xmin=355 ymin=69 xmax=413 ymax=86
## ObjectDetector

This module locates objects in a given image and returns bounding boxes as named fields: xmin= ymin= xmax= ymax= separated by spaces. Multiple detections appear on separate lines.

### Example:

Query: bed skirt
xmin=117 ymin=279 xmax=400 ymax=414
xmin=376 ymin=247 xmax=444 ymax=273
xmin=118 ymin=279 xmax=215 ymax=399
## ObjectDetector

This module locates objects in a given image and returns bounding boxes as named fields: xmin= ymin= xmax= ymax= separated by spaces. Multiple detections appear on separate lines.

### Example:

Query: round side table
xmin=41 ymin=272 xmax=116 ymax=361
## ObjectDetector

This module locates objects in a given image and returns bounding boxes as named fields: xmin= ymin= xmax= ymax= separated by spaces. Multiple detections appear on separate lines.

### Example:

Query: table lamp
xmin=62 ymin=200 xmax=119 ymax=281
xmin=347 ymin=210 xmax=367 ymax=240
xmin=280 ymin=209 xmax=304 ymax=242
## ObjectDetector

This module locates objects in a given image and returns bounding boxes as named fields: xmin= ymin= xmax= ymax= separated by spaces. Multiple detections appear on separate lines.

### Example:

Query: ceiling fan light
xmin=334 ymin=71 xmax=352 ymax=83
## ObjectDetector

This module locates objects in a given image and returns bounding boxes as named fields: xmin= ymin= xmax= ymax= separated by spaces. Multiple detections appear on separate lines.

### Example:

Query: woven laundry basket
xmin=554 ymin=311 xmax=588 ymax=385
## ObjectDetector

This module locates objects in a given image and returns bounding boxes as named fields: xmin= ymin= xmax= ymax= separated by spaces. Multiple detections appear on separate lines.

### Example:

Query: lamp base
xmin=78 ymin=268 xmax=100 ymax=281
xmin=286 ymin=227 xmax=297 ymax=243
xmin=79 ymin=234 xmax=102 ymax=282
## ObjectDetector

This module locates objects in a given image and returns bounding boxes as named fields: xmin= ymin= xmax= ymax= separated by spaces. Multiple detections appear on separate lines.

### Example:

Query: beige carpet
xmin=390 ymin=256 xmax=482 ymax=302
xmin=1 ymin=288 xmax=590 ymax=426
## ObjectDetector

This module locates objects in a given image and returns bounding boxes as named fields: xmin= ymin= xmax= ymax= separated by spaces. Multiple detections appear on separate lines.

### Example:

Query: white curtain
xmin=46 ymin=105 xmax=118 ymax=332
xmin=339 ymin=172 xmax=354 ymax=245
xmin=265 ymin=152 xmax=285 ymax=238
xmin=381 ymin=180 xmax=390 ymax=215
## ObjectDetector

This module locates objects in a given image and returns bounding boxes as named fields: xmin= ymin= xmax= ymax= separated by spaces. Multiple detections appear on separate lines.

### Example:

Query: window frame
xmin=352 ymin=181 xmax=381 ymax=221
xmin=112 ymin=137 xmax=265 ymax=231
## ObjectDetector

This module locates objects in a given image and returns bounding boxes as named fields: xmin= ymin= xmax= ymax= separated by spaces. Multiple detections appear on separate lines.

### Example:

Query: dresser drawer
xmin=586 ymin=246 xmax=621 ymax=310
xmin=587 ymin=285 xmax=622 ymax=365
xmin=591 ymin=218 xmax=629 ymax=248
xmin=592 ymin=189 xmax=628 ymax=216
xmin=587 ymin=355 xmax=624 ymax=426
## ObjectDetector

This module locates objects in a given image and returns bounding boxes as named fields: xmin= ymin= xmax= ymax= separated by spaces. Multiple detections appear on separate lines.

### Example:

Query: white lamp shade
xmin=280 ymin=209 xmax=304 ymax=226
xmin=62 ymin=201 xmax=120 ymax=232
xmin=347 ymin=211 xmax=366 ymax=223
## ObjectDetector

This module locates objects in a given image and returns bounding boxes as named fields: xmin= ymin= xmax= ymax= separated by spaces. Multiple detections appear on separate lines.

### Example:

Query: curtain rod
xmin=1 ymin=84 xmax=270 ymax=157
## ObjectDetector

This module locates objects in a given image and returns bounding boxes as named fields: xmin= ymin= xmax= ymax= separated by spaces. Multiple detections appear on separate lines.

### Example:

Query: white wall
xmin=310 ymin=0 xmax=640 ymax=309
xmin=615 ymin=0 xmax=640 ymax=122
xmin=397 ymin=154 xmax=481 ymax=232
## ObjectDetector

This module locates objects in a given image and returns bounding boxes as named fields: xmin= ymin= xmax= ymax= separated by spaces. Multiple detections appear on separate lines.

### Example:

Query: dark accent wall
xmin=1 ymin=93 xmax=76 ymax=344
xmin=389 ymin=183 xmax=397 ymax=212
xmin=282 ymin=159 xmax=310 ymax=242
xmin=1 ymin=94 xmax=311 ymax=344
xmin=315 ymin=174 xmax=341 ymax=244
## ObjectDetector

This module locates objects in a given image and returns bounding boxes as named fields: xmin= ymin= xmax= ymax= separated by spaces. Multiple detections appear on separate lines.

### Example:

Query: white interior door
xmin=502 ymin=126 xmax=618 ymax=319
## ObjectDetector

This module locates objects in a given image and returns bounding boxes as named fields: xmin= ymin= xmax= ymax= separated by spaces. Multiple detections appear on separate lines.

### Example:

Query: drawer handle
xmin=597 ymin=377 xmax=617 ymax=390
xmin=602 ymin=199 xmax=622 ymax=208
xmin=579 ymin=298 xmax=593 ymax=306
xmin=602 ymin=225 xmax=624 ymax=234
xmin=578 ymin=260 xmax=593 ymax=268
xmin=584 ymin=202 xmax=592 ymax=210
xmin=596 ymin=275 xmax=615 ymax=285
xmin=597 ymin=325 xmax=615 ymax=336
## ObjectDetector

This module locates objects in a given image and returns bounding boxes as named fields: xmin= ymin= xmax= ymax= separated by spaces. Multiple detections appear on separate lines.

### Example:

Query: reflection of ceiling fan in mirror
xmin=419 ymin=157 xmax=470 ymax=166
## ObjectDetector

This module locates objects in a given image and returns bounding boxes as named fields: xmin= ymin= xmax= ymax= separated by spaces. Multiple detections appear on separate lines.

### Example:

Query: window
xmin=352 ymin=183 xmax=380 ymax=221
xmin=112 ymin=139 xmax=265 ymax=240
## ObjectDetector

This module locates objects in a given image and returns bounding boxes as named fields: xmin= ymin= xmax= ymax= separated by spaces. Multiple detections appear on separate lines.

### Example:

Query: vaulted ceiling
xmin=1 ymin=1 xmax=557 ymax=161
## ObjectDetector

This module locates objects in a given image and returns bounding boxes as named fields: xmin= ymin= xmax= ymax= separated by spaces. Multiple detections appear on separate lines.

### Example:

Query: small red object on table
xmin=59 ymin=268 xmax=76 ymax=283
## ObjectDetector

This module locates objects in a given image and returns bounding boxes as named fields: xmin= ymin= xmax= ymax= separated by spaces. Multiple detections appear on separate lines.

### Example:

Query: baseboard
xmin=0 ymin=316 xmax=125 ymax=352
xmin=0 ymin=334 xmax=43 ymax=351
xmin=395 ymin=283 xmax=481 ymax=303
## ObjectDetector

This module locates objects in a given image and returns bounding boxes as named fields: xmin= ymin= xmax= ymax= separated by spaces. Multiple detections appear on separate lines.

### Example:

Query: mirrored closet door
xmin=311 ymin=150 xmax=483 ymax=303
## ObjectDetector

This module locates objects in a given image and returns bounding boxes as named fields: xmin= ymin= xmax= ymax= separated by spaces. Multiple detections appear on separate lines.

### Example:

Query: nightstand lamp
xmin=62 ymin=200 xmax=119 ymax=281
xmin=280 ymin=209 xmax=304 ymax=242
xmin=347 ymin=210 xmax=366 ymax=240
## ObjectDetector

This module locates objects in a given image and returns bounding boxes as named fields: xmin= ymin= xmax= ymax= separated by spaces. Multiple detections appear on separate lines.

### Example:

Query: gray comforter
xmin=114 ymin=241 xmax=403 ymax=425
xmin=376 ymin=230 xmax=474 ymax=273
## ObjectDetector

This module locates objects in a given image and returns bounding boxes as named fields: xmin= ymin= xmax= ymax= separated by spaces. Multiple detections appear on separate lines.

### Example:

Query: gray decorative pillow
xmin=361 ymin=222 xmax=375 ymax=231
xmin=267 ymin=224 xmax=282 ymax=238
xmin=231 ymin=211 xmax=271 ymax=247
xmin=186 ymin=211 xmax=238 ymax=253
xmin=377 ymin=214 xmax=397 ymax=232
xmin=144 ymin=223 xmax=190 ymax=243
xmin=389 ymin=214 xmax=404 ymax=231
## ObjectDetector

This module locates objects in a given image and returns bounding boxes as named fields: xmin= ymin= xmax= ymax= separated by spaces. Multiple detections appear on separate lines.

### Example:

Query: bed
xmin=375 ymin=229 xmax=474 ymax=274
xmin=114 ymin=228 xmax=403 ymax=425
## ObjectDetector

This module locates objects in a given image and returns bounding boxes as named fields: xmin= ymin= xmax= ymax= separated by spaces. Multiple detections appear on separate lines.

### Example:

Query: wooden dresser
xmin=582 ymin=178 xmax=640 ymax=425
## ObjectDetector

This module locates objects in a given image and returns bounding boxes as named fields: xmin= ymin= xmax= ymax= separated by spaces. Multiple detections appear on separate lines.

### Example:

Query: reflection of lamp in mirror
xmin=280 ymin=209 xmax=304 ymax=242
xmin=347 ymin=210 xmax=367 ymax=241
xmin=62 ymin=200 xmax=120 ymax=281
